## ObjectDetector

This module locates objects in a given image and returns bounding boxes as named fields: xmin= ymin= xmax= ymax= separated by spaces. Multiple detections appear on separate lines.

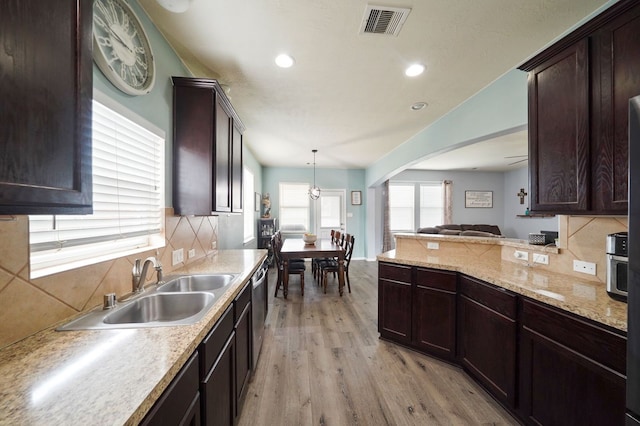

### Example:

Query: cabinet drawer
xmin=200 ymin=304 xmax=234 ymax=377
xmin=379 ymin=262 xmax=412 ymax=283
xmin=234 ymin=282 xmax=251 ymax=324
xmin=459 ymin=275 xmax=516 ymax=319
xmin=521 ymin=298 xmax=626 ymax=375
xmin=416 ymin=267 xmax=456 ymax=292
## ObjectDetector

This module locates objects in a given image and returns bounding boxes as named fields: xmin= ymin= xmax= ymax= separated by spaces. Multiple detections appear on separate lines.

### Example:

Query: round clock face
xmin=93 ymin=0 xmax=156 ymax=96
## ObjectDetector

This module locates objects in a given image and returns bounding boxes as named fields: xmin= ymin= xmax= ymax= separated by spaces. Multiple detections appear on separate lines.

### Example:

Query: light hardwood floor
xmin=238 ymin=260 xmax=519 ymax=426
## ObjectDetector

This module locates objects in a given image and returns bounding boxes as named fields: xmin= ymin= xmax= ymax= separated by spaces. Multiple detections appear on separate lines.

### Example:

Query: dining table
xmin=280 ymin=238 xmax=346 ymax=298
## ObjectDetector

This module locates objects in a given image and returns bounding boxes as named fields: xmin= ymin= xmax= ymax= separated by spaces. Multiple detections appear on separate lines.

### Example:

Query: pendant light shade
xmin=309 ymin=149 xmax=321 ymax=200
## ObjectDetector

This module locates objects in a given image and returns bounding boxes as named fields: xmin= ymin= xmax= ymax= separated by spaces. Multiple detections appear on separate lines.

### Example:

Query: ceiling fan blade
xmin=508 ymin=158 xmax=528 ymax=166
xmin=504 ymin=155 xmax=528 ymax=159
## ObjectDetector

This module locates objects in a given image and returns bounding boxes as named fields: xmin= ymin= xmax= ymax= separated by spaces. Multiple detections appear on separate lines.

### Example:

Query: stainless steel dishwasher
xmin=251 ymin=261 xmax=268 ymax=370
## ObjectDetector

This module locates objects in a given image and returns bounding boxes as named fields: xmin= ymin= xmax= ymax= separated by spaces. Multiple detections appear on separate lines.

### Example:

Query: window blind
xmin=29 ymin=99 xmax=165 ymax=278
xmin=279 ymin=182 xmax=310 ymax=232
xmin=243 ymin=167 xmax=255 ymax=242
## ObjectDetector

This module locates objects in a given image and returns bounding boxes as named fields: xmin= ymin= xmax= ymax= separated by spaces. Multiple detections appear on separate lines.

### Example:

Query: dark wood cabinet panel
xmin=519 ymin=299 xmax=627 ymax=425
xmin=458 ymin=294 xmax=517 ymax=407
xmin=172 ymin=77 xmax=244 ymax=215
xmin=231 ymin=125 xmax=243 ymax=212
xmin=234 ymin=286 xmax=252 ymax=416
xmin=527 ymin=39 xmax=590 ymax=212
xmin=521 ymin=0 xmax=640 ymax=215
xmin=0 ymin=0 xmax=92 ymax=214
xmin=201 ymin=332 xmax=235 ymax=426
xmin=591 ymin=3 xmax=640 ymax=213
xmin=412 ymin=268 xmax=457 ymax=360
xmin=378 ymin=263 xmax=412 ymax=344
xmin=142 ymin=352 xmax=201 ymax=426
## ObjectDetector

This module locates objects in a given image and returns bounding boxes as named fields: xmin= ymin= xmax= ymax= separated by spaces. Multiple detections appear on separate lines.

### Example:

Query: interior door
xmin=315 ymin=190 xmax=346 ymax=239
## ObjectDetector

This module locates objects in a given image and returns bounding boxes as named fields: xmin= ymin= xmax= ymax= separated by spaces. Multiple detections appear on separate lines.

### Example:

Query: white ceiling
xmin=139 ymin=0 xmax=610 ymax=171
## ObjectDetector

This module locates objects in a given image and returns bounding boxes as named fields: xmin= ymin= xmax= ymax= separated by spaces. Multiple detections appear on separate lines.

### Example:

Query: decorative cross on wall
xmin=517 ymin=188 xmax=528 ymax=204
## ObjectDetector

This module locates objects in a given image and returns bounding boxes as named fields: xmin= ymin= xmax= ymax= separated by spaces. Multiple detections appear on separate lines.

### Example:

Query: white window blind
xmin=279 ymin=182 xmax=310 ymax=232
xmin=243 ymin=167 xmax=255 ymax=243
xmin=29 ymin=97 xmax=165 ymax=278
xmin=419 ymin=183 xmax=444 ymax=227
xmin=389 ymin=183 xmax=415 ymax=231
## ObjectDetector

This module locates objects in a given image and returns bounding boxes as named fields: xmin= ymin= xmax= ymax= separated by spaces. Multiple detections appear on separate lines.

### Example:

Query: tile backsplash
xmin=0 ymin=209 xmax=218 ymax=350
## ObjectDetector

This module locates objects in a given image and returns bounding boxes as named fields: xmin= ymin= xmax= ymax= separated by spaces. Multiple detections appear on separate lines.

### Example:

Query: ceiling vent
xmin=360 ymin=5 xmax=411 ymax=36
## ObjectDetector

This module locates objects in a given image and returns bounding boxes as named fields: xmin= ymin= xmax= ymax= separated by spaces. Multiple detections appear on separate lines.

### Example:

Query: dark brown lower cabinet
xmin=519 ymin=298 xmax=626 ymax=426
xmin=412 ymin=267 xmax=457 ymax=361
xmin=234 ymin=283 xmax=252 ymax=417
xmin=378 ymin=262 xmax=412 ymax=344
xmin=458 ymin=275 xmax=517 ymax=408
xmin=142 ymin=352 xmax=201 ymax=426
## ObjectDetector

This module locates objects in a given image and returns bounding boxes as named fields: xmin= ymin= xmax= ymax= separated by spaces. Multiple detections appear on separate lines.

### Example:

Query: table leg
xmin=338 ymin=258 xmax=345 ymax=296
xmin=283 ymin=259 xmax=289 ymax=299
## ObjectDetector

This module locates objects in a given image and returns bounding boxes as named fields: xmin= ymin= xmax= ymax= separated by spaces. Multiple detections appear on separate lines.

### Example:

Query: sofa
xmin=416 ymin=224 xmax=503 ymax=238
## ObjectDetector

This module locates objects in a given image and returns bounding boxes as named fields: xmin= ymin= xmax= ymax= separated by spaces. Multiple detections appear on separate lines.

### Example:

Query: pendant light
xmin=309 ymin=149 xmax=321 ymax=200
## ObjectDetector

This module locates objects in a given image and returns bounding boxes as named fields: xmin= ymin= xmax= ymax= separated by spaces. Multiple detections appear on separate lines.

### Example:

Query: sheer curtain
xmin=443 ymin=180 xmax=453 ymax=224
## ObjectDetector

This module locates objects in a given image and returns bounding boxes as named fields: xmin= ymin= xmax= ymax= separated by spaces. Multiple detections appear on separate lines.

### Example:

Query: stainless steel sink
xmin=57 ymin=292 xmax=216 ymax=331
xmin=156 ymin=274 xmax=237 ymax=293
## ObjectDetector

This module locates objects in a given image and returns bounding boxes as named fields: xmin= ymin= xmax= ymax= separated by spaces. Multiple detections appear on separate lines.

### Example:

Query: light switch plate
xmin=427 ymin=242 xmax=439 ymax=250
xmin=532 ymin=253 xmax=549 ymax=265
xmin=188 ymin=249 xmax=196 ymax=259
xmin=573 ymin=260 xmax=596 ymax=275
xmin=172 ymin=248 xmax=184 ymax=266
xmin=514 ymin=250 xmax=529 ymax=261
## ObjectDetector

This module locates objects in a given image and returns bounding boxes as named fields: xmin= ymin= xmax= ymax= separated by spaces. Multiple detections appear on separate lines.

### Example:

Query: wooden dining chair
xmin=272 ymin=232 xmax=306 ymax=297
xmin=319 ymin=234 xmax=354 ymax=294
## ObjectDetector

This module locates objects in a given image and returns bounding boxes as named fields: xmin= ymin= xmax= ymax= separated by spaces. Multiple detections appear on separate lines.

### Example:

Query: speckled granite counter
xmin=378 ymin=245 xmax=627 ymax=332
xmin=0 ymin=249 xmax=266 ymax=426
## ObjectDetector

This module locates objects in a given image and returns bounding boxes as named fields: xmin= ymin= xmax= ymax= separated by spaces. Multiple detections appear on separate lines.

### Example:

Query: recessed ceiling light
xmin=405 ymin=64 xmax=425 ymax=77
xmin=275 ymin=54 xmax=295 ymax=68
xmin=411 ymin=102 xmax=428 ymax=111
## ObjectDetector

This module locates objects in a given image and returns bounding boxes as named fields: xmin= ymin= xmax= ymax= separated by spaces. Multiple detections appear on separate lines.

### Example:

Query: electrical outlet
xmin=514 ymin=250 xmax=529 ymax=261
xmin=573 ymin=260 xmax=596 ymax=275
xmin=172 ymin=248 xmax=184 ymax=266
xmin=188 ymin=249 xmax=196 ymax=259
xmin=532 ymin=253 xmax=549 ymax=265
xmin=427 ymin=242 xmax=439 ymax=250
xmin=211 ymin=241 xmax=217 ymax=250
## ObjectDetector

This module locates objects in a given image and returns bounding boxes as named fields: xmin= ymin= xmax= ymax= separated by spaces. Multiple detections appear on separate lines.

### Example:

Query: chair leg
xmin=301 ymin=272 xmax=305 ymax=296
xmin=346 ymin=268 xmax=351 ymax=293
xmin=323 ymin=271 xmax=328 ymax=294
xmin=274 ymin=269 xmax=282 ymax=297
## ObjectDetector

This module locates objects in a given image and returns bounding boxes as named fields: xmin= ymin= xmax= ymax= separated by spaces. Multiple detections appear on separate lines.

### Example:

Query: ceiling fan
xmin=505 ymin=154 xmax=528 ymax=166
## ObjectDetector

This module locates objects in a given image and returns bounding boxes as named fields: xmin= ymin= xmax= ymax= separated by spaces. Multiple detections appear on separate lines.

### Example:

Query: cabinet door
xmin=0 ymin=0 xmax=92 ymax=214
xmin=378 ymin=263 xmax=412 ymax=344
xmin=231 ymin=125 xmax=243 ymax=212
xmin=173 ymin=82 xmax=215 ymax=215
xmin=201 ymin=332 xmax=235 ymax=426
xmin=412 ymin=268 xmax=456 ymax=361
xmin=458 ymin=287 xmax=517 ymax=407
xmin=519 ymin=298 xmax=626 ymax=426
xmin=591 ymin=3 xmax=640 ymax=213
xmin=214 ymin=98 xmax=231 ymax=212
xmin=528 ymin=39 xmax=590 ymax=212
xmin=235 ymin=299 xmax=252 ymax=416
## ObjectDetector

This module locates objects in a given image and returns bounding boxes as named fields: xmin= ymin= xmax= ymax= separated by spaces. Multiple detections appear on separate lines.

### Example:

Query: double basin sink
xmin=58 ymin=274 xmax=238 ymax=331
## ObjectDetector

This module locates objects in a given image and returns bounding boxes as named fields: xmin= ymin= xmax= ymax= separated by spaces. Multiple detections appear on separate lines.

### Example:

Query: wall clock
xmin=93 ymin=0 xmax=156 ymax=96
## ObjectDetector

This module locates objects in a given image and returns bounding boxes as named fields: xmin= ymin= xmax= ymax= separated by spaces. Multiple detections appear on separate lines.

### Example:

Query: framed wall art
xmin=351 ymin=191 xmax=362 ymax=205
xmin=465 ymin=190 xmax=493 ymax=208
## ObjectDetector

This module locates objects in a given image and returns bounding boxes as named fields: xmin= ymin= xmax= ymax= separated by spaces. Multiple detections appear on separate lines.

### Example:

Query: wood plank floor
xmin=238 ymin=260 xmax=519 ymax=426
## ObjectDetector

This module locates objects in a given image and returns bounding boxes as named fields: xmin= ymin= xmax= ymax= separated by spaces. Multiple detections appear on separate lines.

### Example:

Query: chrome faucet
xmin=132 ymin=256 xmax=163 ymax=293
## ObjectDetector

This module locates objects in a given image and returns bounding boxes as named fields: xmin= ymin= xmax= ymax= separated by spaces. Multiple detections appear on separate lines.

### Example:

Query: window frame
xmin=243 ymin=167 xmax=255 ymax=243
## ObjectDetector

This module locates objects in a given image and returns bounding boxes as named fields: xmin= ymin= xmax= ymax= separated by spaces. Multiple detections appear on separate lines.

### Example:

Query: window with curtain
xmin=279 ymin=182 xmax=310 ymax=232
xmin=29 ymin=94 xmax=165 ymax=278
xmin=243 ymin=167 xmax=255 ymax=243
xmin=389 ymin=181 xmax=446 ymax=231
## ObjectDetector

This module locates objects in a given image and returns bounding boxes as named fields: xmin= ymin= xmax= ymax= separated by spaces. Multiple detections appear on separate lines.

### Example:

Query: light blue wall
xmin=262 ymin=167 xmax=366 ymax=258
xmin=93 ymin=1 xmax=263 ymax=250
xmin=502 ymin=167 xmax=558 ymax=239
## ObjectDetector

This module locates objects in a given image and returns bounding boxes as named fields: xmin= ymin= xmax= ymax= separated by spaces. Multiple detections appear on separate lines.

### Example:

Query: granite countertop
xmin=0 ymin=249 xmax=266 ymax=426
xmin=378 ymin=249 xmax=627 ymax=333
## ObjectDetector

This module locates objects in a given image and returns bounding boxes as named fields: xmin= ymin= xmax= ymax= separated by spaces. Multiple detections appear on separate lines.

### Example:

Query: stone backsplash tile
xmin=0 ymin=210 xmax=219 ymax=350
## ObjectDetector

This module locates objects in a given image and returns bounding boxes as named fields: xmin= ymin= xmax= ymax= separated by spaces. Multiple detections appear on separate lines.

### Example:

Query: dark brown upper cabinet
xmin=0 ymin=0 xmax=93 ymax=215
xmin=520 ymin=0 xmax=640 ymax=215
xmin=172 ymin=77 xmax=245 ymax=215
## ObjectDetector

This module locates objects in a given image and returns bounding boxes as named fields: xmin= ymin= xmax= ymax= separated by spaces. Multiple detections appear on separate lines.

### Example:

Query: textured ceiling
xmin=139 ymin=0 xmax=610 ymax=171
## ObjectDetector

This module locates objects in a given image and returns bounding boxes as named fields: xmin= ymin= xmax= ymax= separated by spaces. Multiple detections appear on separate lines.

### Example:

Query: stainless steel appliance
xmin=606 ymin=232 xmax=628 ymax=300
xmin=626 ymin=95 xmax=640 ymax=425
xmin=251 ymin=261 xmax=268 ymax=370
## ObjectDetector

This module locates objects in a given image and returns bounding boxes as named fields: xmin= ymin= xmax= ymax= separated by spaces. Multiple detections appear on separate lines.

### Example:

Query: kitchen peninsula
xmin=378 ymin=232 xmax=627 ymax=425
xmin=0 ymin=250 xmax=266 ymax=425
